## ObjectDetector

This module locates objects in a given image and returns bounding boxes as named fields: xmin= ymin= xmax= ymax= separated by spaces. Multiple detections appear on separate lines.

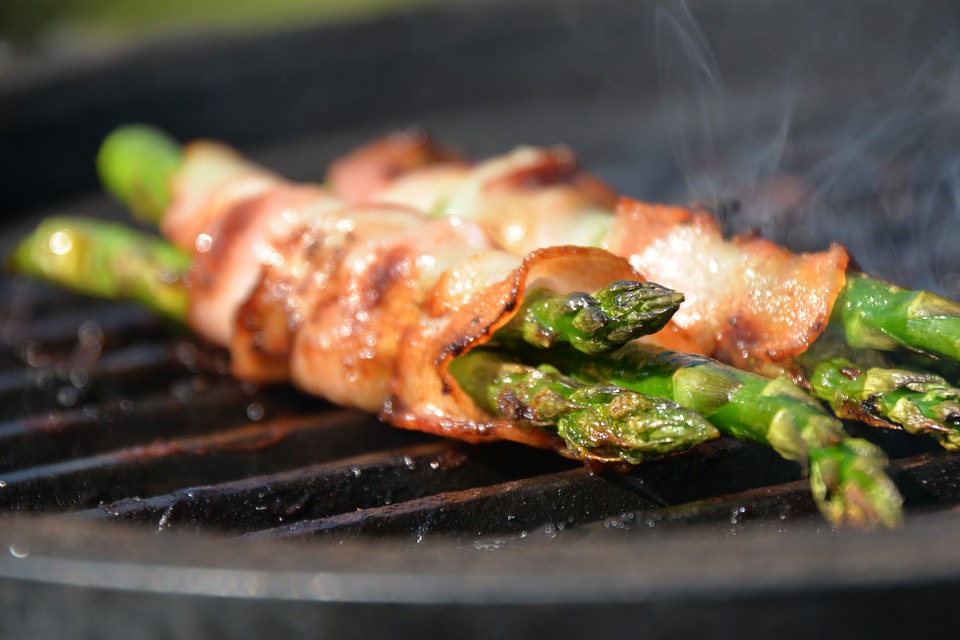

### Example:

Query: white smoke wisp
xmin=796 ymin=48 xmax=960 ymax=295
xmin=653 ymin=2 xmax=960 ymax=296
xmin=654 ymin=0 xmax=794 ymax=236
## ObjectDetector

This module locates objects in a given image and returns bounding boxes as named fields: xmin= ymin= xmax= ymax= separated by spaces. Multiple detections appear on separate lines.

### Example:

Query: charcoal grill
xmin=4 ymin=0 xmax=960 ymax=637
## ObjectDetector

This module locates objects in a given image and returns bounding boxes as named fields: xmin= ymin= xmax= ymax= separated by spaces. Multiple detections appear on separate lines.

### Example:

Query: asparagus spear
xmin=96 ymin=125 xmax=182 ymax=224
xmin=808 ymin=356 xmax=960 ymax=451
xmin=796 ymin=329 xmax=960 ymax=450
xmin=487 ymin=341 xmax=903 ymax=528
xmin=452 ymin=281 xmax=717 ymax=463
xmin=494 ymin=281 xmax=685 ymax=355
xmin=836 ymin=272 xmax=960 ymax=362
xmin=7 ymin=216 xmax=190 ymax=322
xmin=464 ymin=284 xmax=901 ymax=528
xmin=449 ymin=351 xmax=719 ymax=465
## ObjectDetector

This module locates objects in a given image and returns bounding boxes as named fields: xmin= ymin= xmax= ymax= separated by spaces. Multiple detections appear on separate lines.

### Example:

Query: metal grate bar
xmin=0 ymin=379 xmax=306 ymax=472
xmin=71 ymin=442 xmax=516 ymax=533
xmin=1 ymin=300 xmax=170 ymax=368
xmin=0 ymin=410 xmax=432 ymax=511
xmin=243 ymin=439 xmax=812 ymax=540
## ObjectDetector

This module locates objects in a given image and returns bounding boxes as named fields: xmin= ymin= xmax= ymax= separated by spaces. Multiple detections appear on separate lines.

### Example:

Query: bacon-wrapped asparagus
xmin=328 ymin=130 xmax=960 ymax=447
xmin=7 ymin=125 xmax=908 ymax=527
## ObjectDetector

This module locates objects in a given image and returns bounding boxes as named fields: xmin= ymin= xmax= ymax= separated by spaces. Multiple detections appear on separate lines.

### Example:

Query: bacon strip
xmin=165 ymin=144 xmax=645 ymax=454
xmin=163 ymin=133 xmax=849 ymax=449
xmin=327 ymin=127 xmax=465 ymax=203
xmin=384 ymin=245 xmax=640 ymax=453
xmin=610 ymin=199 xmax=849 ymax=375
xmin=164 ymin=141 xmax=282 ymax=252
xmin=329 ymin=134 xmax=851 ymax=376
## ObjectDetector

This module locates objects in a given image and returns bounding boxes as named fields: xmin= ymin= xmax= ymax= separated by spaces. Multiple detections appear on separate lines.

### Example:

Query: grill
xmin=4 ymin=1 xmax=960 ymax=637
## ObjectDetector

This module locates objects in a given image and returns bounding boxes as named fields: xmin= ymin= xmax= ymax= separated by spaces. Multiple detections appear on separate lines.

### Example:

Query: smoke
xmin=795 ymin=49 xmax=960 ymax=294
xmin=654 ymin=1 xmax=960 ymax=295
xmin=655 ymin=0 xmax=794 ymax=235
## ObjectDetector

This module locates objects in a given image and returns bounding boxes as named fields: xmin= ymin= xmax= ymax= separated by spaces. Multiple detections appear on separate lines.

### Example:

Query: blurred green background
xmin=0 ymin=0 xmax=439 ymax=46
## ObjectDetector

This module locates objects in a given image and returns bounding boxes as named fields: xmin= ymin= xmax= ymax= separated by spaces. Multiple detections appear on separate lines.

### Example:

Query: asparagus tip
xmin=557 ymin=383 xmax=719 ymax=464
xmin=97 ymin=124 xmax=182 ymax=225
xmin=507 ymin=280 xmax=684 ymax=355
xmin=810 ymin=438 xmax=903 ymax=529
xmin=811 ymin=357 xmax=960 ymax=451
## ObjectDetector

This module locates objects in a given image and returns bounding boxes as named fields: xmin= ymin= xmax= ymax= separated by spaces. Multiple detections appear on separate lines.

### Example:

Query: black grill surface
xmin=4 ymin=1 xmax=960 ymax=638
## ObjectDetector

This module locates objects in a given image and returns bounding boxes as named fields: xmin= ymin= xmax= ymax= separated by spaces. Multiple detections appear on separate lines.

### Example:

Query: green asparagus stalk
xmin=96 ymin=125 xmax=182 ymax=224
xmin=808 ymin=355 xmax=960 ymax=451
xmin=449 ymin=350 xmax=719 ymax=464
xmin=508 ymin=342 xmax=903 ymax=528
xmin=834 ymin=272 xmax=960 ymax=362
xmin=7 ymin=216 xmax=190 ymax=322
xmin=469 ymin=283 xmax=902 ymax=527
xmin=495 ymin=281 xmax=684 ymax=354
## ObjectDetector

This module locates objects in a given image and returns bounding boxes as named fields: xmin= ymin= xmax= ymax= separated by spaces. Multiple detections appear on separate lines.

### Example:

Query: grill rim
xmin=3 ymin=509 xmax=960 ymax=605
xmin=4 ymin=1 xmax=960 ymax=626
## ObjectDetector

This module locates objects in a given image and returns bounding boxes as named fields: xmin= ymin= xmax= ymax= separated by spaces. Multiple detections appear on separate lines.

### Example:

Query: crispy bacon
xmin=187 ymin=184 xmax=333 ymax=346
xmin=164 ymin=129 xmax=852 ymax=450
xmin=166 ymin=142 xmax=644 ymax=453
xmin=330 ymin=133 xmax=851 ymax=377
xmin=610 ymin=199 xmax=849 ymax=376
xmin=385 ymin=245 xmax=641 ymax=452
xmin=164 ymin=141 xmax=282 ymax=252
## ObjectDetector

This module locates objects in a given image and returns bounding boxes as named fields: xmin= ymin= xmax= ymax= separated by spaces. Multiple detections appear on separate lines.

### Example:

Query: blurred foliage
xmin=0 ymin=0 xmax=439 ymax=45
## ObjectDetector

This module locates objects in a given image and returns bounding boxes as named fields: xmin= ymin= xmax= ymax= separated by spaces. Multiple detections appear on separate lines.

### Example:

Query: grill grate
xmin=3 ymin=274 xmax=960 ymax=543
xmin=4 ymin=3 xmax=960 ymax=636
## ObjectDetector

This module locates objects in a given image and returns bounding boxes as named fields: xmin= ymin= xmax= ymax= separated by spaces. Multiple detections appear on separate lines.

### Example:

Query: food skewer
xmin=343 ymin=132 xmax=960 ymax=365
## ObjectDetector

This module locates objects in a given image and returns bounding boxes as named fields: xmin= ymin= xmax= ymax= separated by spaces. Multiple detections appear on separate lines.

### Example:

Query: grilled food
xmin=20 ymin=124 xmax=960 ymax=528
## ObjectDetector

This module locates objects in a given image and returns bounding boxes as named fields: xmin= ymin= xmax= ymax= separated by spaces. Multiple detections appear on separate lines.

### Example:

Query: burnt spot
xmin=356 ymin=245 xmax=416 ymax=310
xmin=840 ymin=366 xmax=862 ymax=380
xmin=495 ymin=387 xmax=534 ymax=421
xmin=853 ymin=395 xmax=900 ymax=429
xmin=437 ymin=336 xmax=474 ymax=367
xmin=484 ymin=149 xmax=577 ymax=192
xmin=714 ymin=198 xmax=742 ymax=220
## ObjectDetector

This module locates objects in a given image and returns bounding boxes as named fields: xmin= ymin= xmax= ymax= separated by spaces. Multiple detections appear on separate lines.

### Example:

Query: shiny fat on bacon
xmin=164 ymin=139 xmax=646 ymax=455
xmin=329 ymin=134 xmax=851 ymax=378
xmin=610 ymin=199 xmax=848 ymax=374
